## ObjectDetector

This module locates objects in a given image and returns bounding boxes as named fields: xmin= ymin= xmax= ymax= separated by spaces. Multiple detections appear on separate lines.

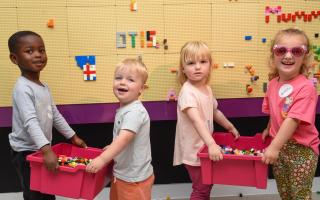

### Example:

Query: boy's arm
xmin=40 ymin=144 xmax=58 ymax=171
xmin=51 ymin=105 xmax=87 ymax=147
xmin=70 ymin=134 xmax=87 ymax=148
xmin=14 ymin=88 xmax=50 ymax=149
xmin=184 ymin=107 xmax=223 ymax=161
xmin=86 ymin=130 xmax=135 ymax=173
xmin=262 ymin=117 xmax=299 ymax=164
xmin=213 ymin=109 xmax=240 ymax=139
xmin=51 ymin=104 xmax=75 ymax=139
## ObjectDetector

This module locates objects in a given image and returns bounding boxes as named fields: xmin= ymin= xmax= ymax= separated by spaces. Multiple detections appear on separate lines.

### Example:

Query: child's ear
xmin=139 ymin=84 xmax=148 ymax=95
xmin=9 ymin=53 xmax=18 ymax=65
xmin=141 ymin=84 xmax=147 ymax=91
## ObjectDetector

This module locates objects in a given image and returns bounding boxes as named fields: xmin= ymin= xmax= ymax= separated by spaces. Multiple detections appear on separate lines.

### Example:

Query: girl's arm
xmin=213 ymin=109 xmax=240 ymax=139
xmin=184 ymin=107 xmax=223 ymax=161
xmin=86 ymin=130 xmax=135 ymax=173
xmin=262 ymin=117 xmax=299 ymax=164
xmin=262 ymin=118 xmax=271 ymax=142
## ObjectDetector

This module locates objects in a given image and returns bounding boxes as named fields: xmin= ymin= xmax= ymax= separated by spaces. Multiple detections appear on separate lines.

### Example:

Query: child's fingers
xmin=81 ymin=141 xmax=87 ymax=148
xmin=46 ymin=163 xmax=58 ymax=171
xmin=103 ymin=145 xmax=109 ymax=150
xmin=77 ymin=139 xmax=87 ymax=148
xmin=215 ymin=155 xmax=223 ymax=161
xmin=262 ymin=154 xmax=276 ymax=165
xmin=231 ymin=131 xmax=240 ymax=140
xmin=86 ymin=164 xmax=96 ymax=173
xmin=262 ymin=133 xmax=268 ymax=143
xmin=210 ymin=153 xmax=223 ymax=161
xmin=261 ymin=155 xmax=268 ymax=164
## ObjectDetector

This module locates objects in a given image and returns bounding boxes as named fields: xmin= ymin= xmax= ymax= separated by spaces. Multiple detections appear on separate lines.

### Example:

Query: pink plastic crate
xmin=197 ymin=132 xmax=271 ymax=189
xmin=27 ymin=143 xmax=113 ymax=200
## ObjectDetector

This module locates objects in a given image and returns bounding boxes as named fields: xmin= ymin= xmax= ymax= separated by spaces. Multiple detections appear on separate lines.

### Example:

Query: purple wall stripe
xmin=0 ymin=106 xmax=12 ymax=128
xmin=1 ymin=97 xmax=319 ymax=127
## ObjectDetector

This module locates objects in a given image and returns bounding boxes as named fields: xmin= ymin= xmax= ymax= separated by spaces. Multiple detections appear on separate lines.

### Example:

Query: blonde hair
xmin=115 ymin=58 xmax=148 ymax=84
xmin=268 ymin=27 xmax=313 ymax=80
xmin=178 ymin=41 xmax=213 ymax=85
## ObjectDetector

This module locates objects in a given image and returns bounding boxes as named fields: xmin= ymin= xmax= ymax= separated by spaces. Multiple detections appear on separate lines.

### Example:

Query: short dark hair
xmin=8 ymin=31 xmax=42 ymax=53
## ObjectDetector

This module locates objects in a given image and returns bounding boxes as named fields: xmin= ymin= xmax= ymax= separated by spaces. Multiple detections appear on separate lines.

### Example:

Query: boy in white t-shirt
xmin=86 ymin=58 xmax=154 ymax=200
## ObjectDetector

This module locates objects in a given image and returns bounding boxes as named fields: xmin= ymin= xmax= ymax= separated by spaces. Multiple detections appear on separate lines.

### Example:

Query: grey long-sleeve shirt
xmin=9 ymin=76 xmax=75 ymax=152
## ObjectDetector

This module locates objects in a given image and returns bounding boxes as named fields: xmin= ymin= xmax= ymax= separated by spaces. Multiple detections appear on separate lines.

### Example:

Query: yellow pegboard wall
xmin=0 ymin=0 xmax=319 ymax=107
xmin=17 ymin=7 xmax=69 ymax=57
xmin=0 ymin=7 xmax=19 ymax=107
xmin=17 ymin=0 xmax=66 ymax=8
xmin=68 ymin=6 xmax=117 ymax=56
xmin=164 ymin=3 xmax=212 ymax=53
xmin=67 ymin=0 xmax=115 ymax=7
xmin=0 ymin=0 xmax=16 ymax=7
xmin=211 ymin=3 xmax=260 ymax=52
xmin=115 ymin=3 xmax=165 ymax=55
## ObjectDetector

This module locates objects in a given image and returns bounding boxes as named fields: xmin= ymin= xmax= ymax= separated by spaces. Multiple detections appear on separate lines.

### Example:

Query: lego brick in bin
xmin=27 ymin=143 xmax=113 ymax=200
xmin=197 ymin=132 xmax=271 ymax=189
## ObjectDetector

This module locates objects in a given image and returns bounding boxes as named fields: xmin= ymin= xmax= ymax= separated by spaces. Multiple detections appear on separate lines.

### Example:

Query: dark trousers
xmin=10 ymin=149 xmax=55 ymax=200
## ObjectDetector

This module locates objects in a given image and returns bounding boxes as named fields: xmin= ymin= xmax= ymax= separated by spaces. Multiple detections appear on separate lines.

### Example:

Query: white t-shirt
xmin=113 ymin=100 xmax=153 ymax=182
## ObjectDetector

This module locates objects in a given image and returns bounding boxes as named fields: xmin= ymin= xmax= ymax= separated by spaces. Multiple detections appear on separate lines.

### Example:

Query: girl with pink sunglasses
xmin=262 ymin=28 xmax=319 ymax=200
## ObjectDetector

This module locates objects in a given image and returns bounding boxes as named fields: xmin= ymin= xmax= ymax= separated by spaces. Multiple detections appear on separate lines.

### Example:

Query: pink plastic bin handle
xmin=222 ymin=154 xmax=262 ymax=161
xmin=85 ymin=147 xmax=102 ymax=153
xmin=58 ymin=165 xmax=86 ymax=173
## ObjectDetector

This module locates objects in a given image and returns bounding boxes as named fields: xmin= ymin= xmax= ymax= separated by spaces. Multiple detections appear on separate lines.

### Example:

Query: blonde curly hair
xmin=268 ymin=27 xmax=313 ymax=81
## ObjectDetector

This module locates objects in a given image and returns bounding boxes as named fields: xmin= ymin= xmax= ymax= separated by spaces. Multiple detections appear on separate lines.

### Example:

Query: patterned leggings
xmin=272 ymin=141 xmax=318 ymax=200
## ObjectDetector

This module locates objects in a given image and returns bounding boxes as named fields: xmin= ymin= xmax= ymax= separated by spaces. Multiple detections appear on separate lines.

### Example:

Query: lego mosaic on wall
xmin=0 ymin=0 xmax=319 ymax=106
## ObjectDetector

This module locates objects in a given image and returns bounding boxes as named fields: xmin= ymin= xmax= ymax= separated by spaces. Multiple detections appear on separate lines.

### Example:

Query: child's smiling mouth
xmin=281 ymin=60 xmax=294 ymax=66
xmin=118 ymin=88 xmax=128 ymax=92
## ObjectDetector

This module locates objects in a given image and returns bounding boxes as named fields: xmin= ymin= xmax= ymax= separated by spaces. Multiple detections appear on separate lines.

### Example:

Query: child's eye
xmin=200 ymin=60 xmax=208 ymax=64
xmin=128 ymin=78 xmax=135 ymax=82
xmin=115 ymin=76 xmax=122 ymax=80
xmin=26 ymin=50 xmax=33 ymax=54
xmin=39 ymin=49 xmax=46 ymax=53
xmin=186 ymin=61 xmax=195 ymax=65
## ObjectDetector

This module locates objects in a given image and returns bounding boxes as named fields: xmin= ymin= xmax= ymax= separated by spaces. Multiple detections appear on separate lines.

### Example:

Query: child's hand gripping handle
xmin=207 ymin=143 xmax=223 ymax=161
xmin=41 ymin=144 xmax=58 ymax=171
xmin=70 ymin=134 xmax=87 ymax=148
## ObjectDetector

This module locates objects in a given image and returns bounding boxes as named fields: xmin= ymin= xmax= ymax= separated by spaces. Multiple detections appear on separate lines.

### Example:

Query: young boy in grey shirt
xmin=8 ymin=31 xmax=87 ymax=200
xmin=86 ymin=58 xmax=154 ymax=200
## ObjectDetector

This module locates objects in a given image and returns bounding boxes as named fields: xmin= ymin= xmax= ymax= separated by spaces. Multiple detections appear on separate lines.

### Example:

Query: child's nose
xmin=284 ymin=51 xmax=294 ymax=58
xmin=34 ymin=50 xmax=42 ymax=57
xmin=195 ymin=62 xmax=201 ymax=69
xmin=119 ymin=79 xmax=126 ymax=84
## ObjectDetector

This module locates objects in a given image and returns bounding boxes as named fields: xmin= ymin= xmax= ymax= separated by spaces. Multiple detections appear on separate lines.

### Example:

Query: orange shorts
xmin=110 ymin=174 xmax=155 ymax=200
